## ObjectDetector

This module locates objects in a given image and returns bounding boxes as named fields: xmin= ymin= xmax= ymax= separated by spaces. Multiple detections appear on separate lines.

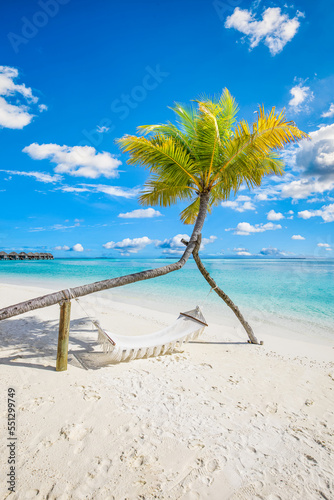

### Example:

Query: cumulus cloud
xmin=54 ymin=245 xmax=70 ymax=251
xmin=289 ymin=83 xmax=314 ymax=112
xmin=156 ymin=234 xmax=216 ymax=255
xmin=0 ymin=169 xmax=61 ymax=184
xmin=267 ymin=209 xmax=284 ymax=221
xmin=0 ymin=66 xmax=46 ymax=129
xmin=295 ymin=124 xmax=334 ymax=181
xmin=233 ymin=247 xmax=251 ymax=256
xmin=321 ymin=103 xmax=334 ymax=118
xmin=118 ymin=208 xmax=162 ymax=219
xmin=221 ymin=195 xmax=256 ymax=212
xmin=317 ymin=243 xmax=331 ymax=248
xmin=291 ymin=235 xmax=305 ymax=240
xmin=274 ymin=124 xmax=334 ymax=201
xmin=298 ymin=203 xmax=334 ymax=222
xmin=259 ymin=247 xmax=287 ymax=257
xmin=103 ymin=236 xmax=152 ymax=256
xmin=72 ymin=243 xmax=84 ymax=252
xmin=225 ymin=7 xmax=303 ymax=55
xmin=226 ymin=222 xmax=282 ymax=235
xmin=23 ymin=143 xmax=122 ymax=179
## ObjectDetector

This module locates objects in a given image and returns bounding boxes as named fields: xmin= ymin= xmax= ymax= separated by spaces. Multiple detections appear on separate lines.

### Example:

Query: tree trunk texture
xmin=182 ymin=236 xmax=261 ymax=345
xmin=0 ymin=193 xmax=210 ymax=321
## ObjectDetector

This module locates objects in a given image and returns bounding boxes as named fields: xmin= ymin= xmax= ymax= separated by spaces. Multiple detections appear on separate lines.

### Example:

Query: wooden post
xmin=56 ymin=300 xmax=71 ymax=371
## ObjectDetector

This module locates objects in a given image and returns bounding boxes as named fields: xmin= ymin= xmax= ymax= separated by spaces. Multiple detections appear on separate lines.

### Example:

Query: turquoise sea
xmin=0 ymin=258 xmax=333 ymax=341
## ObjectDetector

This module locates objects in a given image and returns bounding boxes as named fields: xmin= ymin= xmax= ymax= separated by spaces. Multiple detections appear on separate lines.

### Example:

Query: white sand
xmin=0 ymin=283 xmax=333 ymax=500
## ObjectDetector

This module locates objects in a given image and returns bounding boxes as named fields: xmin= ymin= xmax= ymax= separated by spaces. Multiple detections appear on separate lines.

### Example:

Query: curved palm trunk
xmin=0 ymin=193 xmax=210 ymax=321
xmin=182 ymin=236 xmax=261 ymax=345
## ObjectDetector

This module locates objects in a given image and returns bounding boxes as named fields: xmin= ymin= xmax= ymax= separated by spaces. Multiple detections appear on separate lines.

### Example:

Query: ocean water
xmin=0 ymin=258 xmax=333 ymax=340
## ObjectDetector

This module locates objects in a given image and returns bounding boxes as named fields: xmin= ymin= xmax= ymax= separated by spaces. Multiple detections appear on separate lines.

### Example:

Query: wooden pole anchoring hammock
xmin=56 ymin=300 xmax=71 ymax=372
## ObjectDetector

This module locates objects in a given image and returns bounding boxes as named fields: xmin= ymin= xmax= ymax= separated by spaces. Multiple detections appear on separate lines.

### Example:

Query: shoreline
xmin=0 ymin=282 xmax=333 ymax=499
xmin=1 ymin=281 xmax=333 ymax=362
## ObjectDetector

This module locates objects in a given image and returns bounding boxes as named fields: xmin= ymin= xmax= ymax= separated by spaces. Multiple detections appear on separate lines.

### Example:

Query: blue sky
xmin=0 ymin=0 xmax=333 ymax=258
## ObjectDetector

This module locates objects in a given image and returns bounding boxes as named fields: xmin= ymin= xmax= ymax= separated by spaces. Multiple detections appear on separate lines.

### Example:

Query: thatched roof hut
xmin=19 ymin=252 xmax=29 ymax=260
xmin=46 ymin=253 xmax=54 ymax=260
xmin=0 ymin=251 xmax=9 ymax=260
xmin=9 ymin=252 xmax=19 ymax=260
xmin=27 ymin=252 xmax=36 ymax=260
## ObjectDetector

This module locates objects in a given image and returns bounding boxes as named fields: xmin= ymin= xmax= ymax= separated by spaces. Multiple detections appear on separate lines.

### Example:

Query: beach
xmin=0 ymin=282 xmax=333 ymax=500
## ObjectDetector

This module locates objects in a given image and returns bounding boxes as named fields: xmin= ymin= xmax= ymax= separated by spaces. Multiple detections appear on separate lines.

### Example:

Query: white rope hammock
xmin=64 ymin=289 xmax=208 ymax=363
xmin=96 ymin=306 xmax=208 ymax=363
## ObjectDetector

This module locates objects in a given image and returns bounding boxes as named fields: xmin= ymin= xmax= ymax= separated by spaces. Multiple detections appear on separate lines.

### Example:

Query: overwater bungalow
xmin=8 ymin=252 xmax=20 ymax=260
xmin=27 ymin=252 xmax=37 ymax=260
xmin=0 ymin=251 xmax=9 ymax=260
xmin=46 ymin=253 xmax=54 ymax=260
xmin=19 ymin=252 xmax=29 ymax=260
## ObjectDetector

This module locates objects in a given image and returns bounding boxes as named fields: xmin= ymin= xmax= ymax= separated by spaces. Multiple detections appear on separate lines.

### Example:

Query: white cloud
xmin=23 ymin=143 xmax=122 ymax=179
xmin=0 ymin=169 xmax=61 ymax=184
xmin=226 ymin=221 xmax=282 ymax=235
xmin=225 ymin=7 xmax=303 ymax=55
xmin=233 ymin=247 xmax=251 ymax=256
xmin=221 ymin=195 xmax=256 ymax=212
xmin=0 ymin=66 xmax=46 ymax=129
xmin=97 ymin=125 xmax=110 ymax=133
xmin=89 ymin=184 xmax=140 ymax=198
xmin=289 ymin=83 xmax=314 ymax=112
xmin=201 ymin=236 xmax=217 ymax=248
xmin=118 ymin=208 xmax=162 ymax=219
xmin=291 ymin=235 xmax=305 ymax=240
xmin=272 ymin=124 xmax=334 ymax=201
xmin=298 ymin=204 xmax=334 ymax=223
xmin=280 ymin=178 xmax=334 ymax=200
xmin=103 ymin=236 xmax=152 ymax=256
xmin=156 ymin=234 xmax=216 ymax=255
xmin=56 ymin=183 xmax=139 ymax=199
xmin=54 ymin=245 xmax=70 ymax=251
xmin=267 ymin=209 xmax=284 ymax=221
xmin=255 ymin=193 xmax=269 ymax=201
xmin=29 ymin=220 xmax=81 ymax=233
xmin=72 ymin=243 xmax=84 ymax=252
xmin=317 ymin=243 xmax=330 ymax=248
xmin=259 ymin=247 xmax=287 ymax=257
xmin=321 ymin=103 xmax=334 ymax=118
xmin=38 ymin=104 xmax=48 ymax=112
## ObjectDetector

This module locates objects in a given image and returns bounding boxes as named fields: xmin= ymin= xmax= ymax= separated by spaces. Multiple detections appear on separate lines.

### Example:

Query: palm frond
xmin=116 ymin=134 xmax=201 ymax=189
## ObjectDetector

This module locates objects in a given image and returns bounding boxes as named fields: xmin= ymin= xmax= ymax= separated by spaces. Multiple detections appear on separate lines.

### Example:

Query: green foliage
xmin=117 ymin=89 xmax=308 ymax=224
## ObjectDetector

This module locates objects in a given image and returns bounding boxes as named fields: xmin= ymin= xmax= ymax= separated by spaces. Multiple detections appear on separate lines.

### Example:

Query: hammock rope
xmin=61 ymin=290 xmax=208 ymax=362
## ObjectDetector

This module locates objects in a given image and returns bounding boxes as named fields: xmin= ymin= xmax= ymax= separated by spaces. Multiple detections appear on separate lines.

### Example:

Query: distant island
xmin=0 ymin=251 xmax=54 ymax=261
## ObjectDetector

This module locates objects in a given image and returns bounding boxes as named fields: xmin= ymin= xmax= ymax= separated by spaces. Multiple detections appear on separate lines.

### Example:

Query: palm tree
xmin=0 ymin=90 xmax=307 ymax=346
xmin=116 ymin=89 xmax=308 ymax=342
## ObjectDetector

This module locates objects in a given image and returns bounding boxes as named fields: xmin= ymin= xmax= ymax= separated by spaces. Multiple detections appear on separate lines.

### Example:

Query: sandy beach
xmin=0 ymin=282 xmax=333 ymax=500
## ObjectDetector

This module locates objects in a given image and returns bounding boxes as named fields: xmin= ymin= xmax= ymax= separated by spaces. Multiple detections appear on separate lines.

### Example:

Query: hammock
xmin=95 ymin=306 xmax=208 ymax=363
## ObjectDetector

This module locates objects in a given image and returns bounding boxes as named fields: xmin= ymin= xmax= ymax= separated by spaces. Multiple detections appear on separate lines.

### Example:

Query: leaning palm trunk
xmin=182 ymin=236 xmax=260 ymax=344
xmin=0 ymin=194 xmax=210 ymax=321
